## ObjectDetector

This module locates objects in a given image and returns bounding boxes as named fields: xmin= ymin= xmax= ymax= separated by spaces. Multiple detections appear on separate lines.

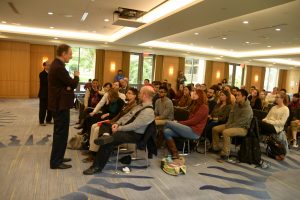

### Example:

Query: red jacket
xmin=179 ymin=104 xmax=208 ymax=136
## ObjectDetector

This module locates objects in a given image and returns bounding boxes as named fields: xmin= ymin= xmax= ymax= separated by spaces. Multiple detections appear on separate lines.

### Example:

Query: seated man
xmin=288 ymin=93 xmax=300 ymax=148
xmin=84 ymin=87 xmax=138 ymax=162
xmin=83 ymin=86 xmax=155 ymax=175
xmin=212 ymin=89 xmax=253 ymax=159
xmin=155 ymin=86 xmax=174 ymax=126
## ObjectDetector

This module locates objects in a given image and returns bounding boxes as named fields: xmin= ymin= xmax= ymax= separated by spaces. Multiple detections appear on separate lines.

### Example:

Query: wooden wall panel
xmin=95 ymin=49 xmax=105 ymax=85
xmin=162 ymin=56 xmax=179 ymax=90
xmin=0 ymin=40 xmax=30 ymax=98
xmin=154 ymin=55 xmax=163 ymax=81
xmin=103 ymin=50 xmax=123 ymax=84
xmin=30 ymin=44 xmax=55 ymax=97
xmin=204 ymin=61 xmax=213 ymax=86
xmin=211 ymin=61 xmax=226 ymax=85
xmin=286 ymin=70 xmax=300 ymax=94
xmin=122 ymin=51 xmax=130 ymax=78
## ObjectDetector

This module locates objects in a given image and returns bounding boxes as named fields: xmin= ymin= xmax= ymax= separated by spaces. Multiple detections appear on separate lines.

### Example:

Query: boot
xmin=166 ymin=139 xmax=179 ymax=159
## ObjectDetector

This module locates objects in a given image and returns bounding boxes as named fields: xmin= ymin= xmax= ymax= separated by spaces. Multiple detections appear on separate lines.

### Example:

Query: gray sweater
xmin=117 ymin=102 xmax=155 ymax=134
xmin=154 ymin=97 xmax=174 ymax=120
xmin=226 ymin=100 xmax=253 ymax=129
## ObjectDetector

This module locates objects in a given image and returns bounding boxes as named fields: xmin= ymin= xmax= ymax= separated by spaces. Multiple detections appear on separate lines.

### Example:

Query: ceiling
xmin=1 ymin=0 xmax=300 ymax=69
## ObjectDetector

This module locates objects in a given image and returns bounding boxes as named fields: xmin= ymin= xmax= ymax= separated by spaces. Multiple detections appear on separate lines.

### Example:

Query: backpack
xmin=266 ymin=134 xmax=286 ymax=160
xmin=238 ymin=117 xmax=262 ymax=166
xmin=67 ymin=135 xmax=84 ymax=150
xmin=161 ymin=156 xmax=186 ymax=176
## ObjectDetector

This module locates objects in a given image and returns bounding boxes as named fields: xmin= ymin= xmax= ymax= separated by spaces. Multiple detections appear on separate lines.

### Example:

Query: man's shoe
xmin=50 ymin=163 xmax=72 ymax=169
xmin=83 ymin=166 xmax=101 ymax=175
xmin=40 ymin=123 xmax=46 ymax=126
xmin=94 ymin=135 xmax=114 ymax=145
xmin=62 ymin=158 xmax=72 ymax=162
xmin=82 ymin=156 xmax=94 ymax=163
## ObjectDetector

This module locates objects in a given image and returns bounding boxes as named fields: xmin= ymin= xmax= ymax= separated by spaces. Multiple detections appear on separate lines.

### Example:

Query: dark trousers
xmin=82 ymin=114 xmax=102 ymax=134
xmin=93 ymin=131 xmax=143 ymax=171
xmin=259 ymin=121 xmax=277 ymax=135
xmin=204 ymin=120 xmax=223 ymax=143
xmin=39 ymin=98 xmax=52 ymax=124
xmin=50 ymin=110 xmax=70 ymax=167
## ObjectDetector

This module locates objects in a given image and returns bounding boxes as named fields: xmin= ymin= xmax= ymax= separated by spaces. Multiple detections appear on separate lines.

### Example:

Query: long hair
xmin=218 ymin=89 xmax=231 ymax=106
xmin=189 ymin=89 xmax=207 ymax=114
xmin=107 ymin=89 xmax=119 ymax=102
xmin=278 ymin=91 xmax=288 ymax=106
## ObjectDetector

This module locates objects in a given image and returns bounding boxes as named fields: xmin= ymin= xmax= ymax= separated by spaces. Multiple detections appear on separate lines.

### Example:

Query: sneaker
xmin=94 ymin=135 xmax=114 ymax=145
xmin=122 ymin=167 xmax=131 ymax=173
xmin=292 ymin=140 xmax=299 ymax=148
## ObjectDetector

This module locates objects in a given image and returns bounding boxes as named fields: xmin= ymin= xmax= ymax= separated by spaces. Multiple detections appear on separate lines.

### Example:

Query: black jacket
xmin=38 ymin=70 xmax=48 ymax=98
xmin=48 ymin=58 xmax=79 ymax=111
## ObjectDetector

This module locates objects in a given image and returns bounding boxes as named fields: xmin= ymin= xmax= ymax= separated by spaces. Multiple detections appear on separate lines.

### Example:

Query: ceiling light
xmin=194 ymin=32 xmax=199 ymax=35
xmin=243 ymin=21 xmax=249 ymax=24
xmin=54 ymin=37 xmax=58 ymax=40
xmin=64 ymin=15 xmax=73 ymax=18
xmin=275 ymin=28 xmax=281 ymax=31
xmin=222 ymin=37 xmax=227 ymax=40
xmin=48 ymin=12 xmax=54 ymax=15
xmin=49 ymin=26 xmax=54 ymax=29
xmin=104 ymin=19 xmax=109 ymax=22
xmin=81 ymin=12 xmax=89 ymax=22
xmin=1 ymin=21 xmax=7 ymax=24
xmin=245 ymin=41 xmax=250 ymax=44
xmin=267 ymin=46 xmax=271 ymax=48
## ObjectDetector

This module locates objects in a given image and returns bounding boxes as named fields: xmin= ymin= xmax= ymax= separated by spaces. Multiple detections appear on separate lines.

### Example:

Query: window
xmin=228 ymin=63 xmax=245 ymax=87
xmin=184 ymin=58 xmax=206 ymax=84
xmin=65 ymin=47 xmax=96 ymax=84
xmin=264 ymin=67 xmax=279 ymax=91
xmin=129 ymin=53 xmax=154 ymax=85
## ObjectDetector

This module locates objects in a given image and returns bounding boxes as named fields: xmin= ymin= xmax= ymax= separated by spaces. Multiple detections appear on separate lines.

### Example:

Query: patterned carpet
xmin=0 ymin=98 xmax=300 ymax=200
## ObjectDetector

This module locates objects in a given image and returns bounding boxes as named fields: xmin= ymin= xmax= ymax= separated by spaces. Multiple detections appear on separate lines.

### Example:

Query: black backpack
xmin=266 ymin=135 xmax=286 ymax=160
xmin=238 ymin=117 xmax=262 ymax=166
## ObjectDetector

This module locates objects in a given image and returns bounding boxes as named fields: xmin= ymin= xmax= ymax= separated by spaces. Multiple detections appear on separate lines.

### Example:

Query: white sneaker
xmin=122 ymin=167 xmax=131 ymax=173
xmin=292 ymin=140 xmax=299 ymax=148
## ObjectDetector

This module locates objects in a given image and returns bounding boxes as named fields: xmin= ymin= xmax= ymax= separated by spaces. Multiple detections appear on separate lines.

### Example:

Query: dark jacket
xmin=48 ymin=58 xmax=79 ymax=111
xmin=38 ymin=70 xmax=48 ymax=98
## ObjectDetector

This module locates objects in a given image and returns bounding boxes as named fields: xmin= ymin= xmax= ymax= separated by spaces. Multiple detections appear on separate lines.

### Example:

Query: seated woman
xmin=205 ymin=90 xmax=232 ymax=145
xmin=163 ymin=89 xmax=208 ymax=165
xmin=260 ymin=92 xmax=289 ymax=136
xmin=83 ymin=88 xmax=139 ymax=163
xmin=248 ymin=89 xmax=263 ymax=110
xmin=80 ymin=89 xmax=125 ymax=136
xmin=177 ymin=86 xmax=192 ymax=108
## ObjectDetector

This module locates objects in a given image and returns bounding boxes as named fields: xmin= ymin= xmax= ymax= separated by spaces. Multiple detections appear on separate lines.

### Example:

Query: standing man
xmin=48 ymin=44 xmax=79 ymax=169
xmin=38 ymin=61 xmax=52 ymax=126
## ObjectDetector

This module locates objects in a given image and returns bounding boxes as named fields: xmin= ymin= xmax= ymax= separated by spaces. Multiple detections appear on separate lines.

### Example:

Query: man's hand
xmin=101 ymin=113 xmax=109 ymax=119
xmin=74 ymin=71 xmax=80 ymax=77
xmin=66 ymin=86 xmax=72 ymax=91
xmin=111 ymin=124 xmax=119 ymax=133
xmin=89 ymin=112 xmax=95 ymax=117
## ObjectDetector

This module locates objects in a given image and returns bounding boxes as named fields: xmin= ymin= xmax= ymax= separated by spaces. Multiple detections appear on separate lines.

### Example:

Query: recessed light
xmin=275 ymin=28 xmax=281 ymax=31
xmin=54 ymin=37 xmax=58 ymax=40
xmin=267 ymin=46 xmax=271 ymax=48
xmin=243 ymin=21 xmax=249 ymax=24
xmin=81 ymin=12 xmax=89 ymax=22
xmin=194 ymin=32 xmax=199 ymax=35
xmin=48 ymin=12 xmax=54 ymax=15
xmin=1 ymin=21 xmax=7 ymax=24
xmin=222 ymin=37 xmax=227 ymax=40
xmin=245 ymin=41 xmax=250 ymax=44
xmin=64 ymin=15 xmax=73 ymax=18
xmin=49 ymin=26 xmax=54 ymax=29
xmin=104 ymin=18 xmax=109 ymax=22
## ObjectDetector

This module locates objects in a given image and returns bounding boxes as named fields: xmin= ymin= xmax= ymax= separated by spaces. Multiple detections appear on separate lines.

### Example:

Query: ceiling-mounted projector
xmin=112 ymin=7 xmax=146 ymax=28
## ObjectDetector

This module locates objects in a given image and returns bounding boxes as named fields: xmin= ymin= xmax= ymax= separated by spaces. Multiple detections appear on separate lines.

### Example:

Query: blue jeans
xmin=164 ymin=121 xmax=199 ymax=140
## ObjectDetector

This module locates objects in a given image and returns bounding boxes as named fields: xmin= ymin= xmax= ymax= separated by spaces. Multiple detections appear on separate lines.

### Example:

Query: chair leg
xmin=188 ymin=140 xmax=190 ymax=154
xmin=146 ymin=147 xmax=148 ymax=168
xmin=115 ymin=145 xmax=120 ymax=171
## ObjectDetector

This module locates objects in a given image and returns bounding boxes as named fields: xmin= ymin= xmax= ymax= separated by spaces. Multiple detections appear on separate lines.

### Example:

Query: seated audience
xmin=177 ymin=86 xmax=192 ymax=108
xmin=212 ymin=89 xmax=253 ymax=159
xmin=114 ymin=69 xmax=124 ymax=82
xmin=144 ymin=79 xmax=150 ymax=85
xmin=119 ymin=78 xmax=129 ymax=94
xmin=99 ymin=82 xmax=112 ymax=96
xmin=248 ymin=89 xmax=263 ymax=110
xmin=166 ymin=83 xmax=176 ymax=100
xmin=84 ymin=79 xmax=92 ymax=90
xmin=260 ymin=92 xmax=289 ymax=135
xmin=175 ymin=84 xmax=184 ymax=101
xmin=265 ymin=87 xmax=278 ymax=105
xmin=207 ymin=87 xmax=217 ymax=114
xmin=152 ymin=81 xmax=161 ymax=109
xmin=224 ymin=85 xmax=236 ymax=105
xmin=155 ymin=86 xmax=174 ymax=126
xmin=84 ymin=88 xmax=138 ymax=162
xmin=83 ymin=86 xmax=155 ymax=175
xmin=163 ymin=89 xmax=208 ymax=165
xmin=205 ymin=90 xmax=231 ymax=145
xmin=259 ymin=90 xmax=269 ymax=111
xmin=287 ymin=93 xmax=300 ymax=147
xmin=231 ymin=86 xmax=239 ymax=97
